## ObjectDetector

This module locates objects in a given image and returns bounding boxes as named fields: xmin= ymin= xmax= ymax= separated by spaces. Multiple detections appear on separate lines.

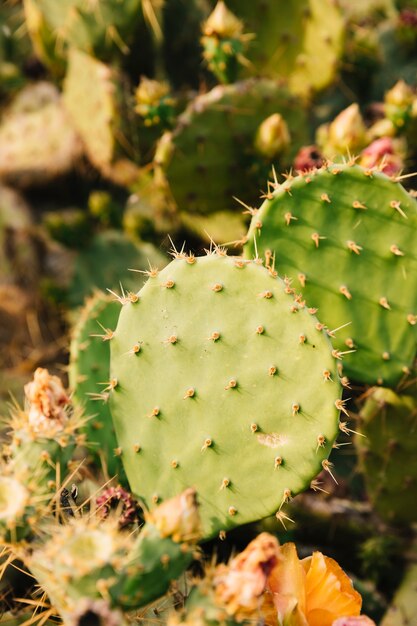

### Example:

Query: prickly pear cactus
xmin=154 ymin=79 xmax=308 ymax=215
xmin=63 ymin=49 xmax=138 ymax=181
xmin=67 ymin=230 xmax=167 ymax=308
xmin=356 ymin=384 xmax=417 ymax=525
xmin=223 ymin=0 xmax=345 ymax=97
xmin=69 ymin=292 xmax=123 ymax=479
xmin=23 ymin=0 xmax=142 ymax=72
xmin=244 ymin=163 xmax=417 ymax=387
xmin=110 ymin=251 xmax=342 ymax=537
xmin=0 ymin=82 xmax=82 ymax=187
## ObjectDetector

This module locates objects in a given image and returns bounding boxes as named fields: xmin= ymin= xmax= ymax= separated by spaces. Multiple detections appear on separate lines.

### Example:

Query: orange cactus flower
xmin=265 ymin=543 xmax=362 ymax=626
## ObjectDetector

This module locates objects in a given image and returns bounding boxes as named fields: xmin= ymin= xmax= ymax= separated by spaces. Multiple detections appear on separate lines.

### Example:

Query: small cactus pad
xmin=356 ymin=385 xmax=417 ymax=525
xmin=154 ymin=79 xmax=308 ymax=215
xmin=63 ymin=49 xmax=131 ymax=174
xmin=67 ymin=230 xmax=167 ymax=307
xmin=69 ymin=292 xmax=122 ymax=478
xmin=110 ymin=252 xmax=341 ymax=537
xmin=244 ymin=164 xmax=417 ymax=386
xmin=223 ymin=0 xmax=344 ymax=96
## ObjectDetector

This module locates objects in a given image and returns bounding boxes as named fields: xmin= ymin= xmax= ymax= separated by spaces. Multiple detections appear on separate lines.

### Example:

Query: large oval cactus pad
xmin=110 ymin=253 xmax=341 ymax=537
xmin=244 ymin=164 xmax=417 ymax=387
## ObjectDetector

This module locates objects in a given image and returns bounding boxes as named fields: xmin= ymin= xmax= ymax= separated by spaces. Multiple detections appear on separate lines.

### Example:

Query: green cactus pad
xmin=69 ymin=292 xmax=123 ymax=478
xmin=356 ymin=384 xmax=417 ymax=525
xmin=0 ymin=82 xmax=81 ymax=187
xmin=110 ymin=252 xmax=341 ymax=537
xmin=67 ymin=230 xmax=167 ymax=308
xmin=23 ymin=0 xmax=142 ymax=72
xmin=244 ymin=163 xmax=417 ymax=387
xmin=154 ymin=79 xmax=308 ymax=215
xmin=223 ymin=0 xmax=344 ymax=97
xmin=63 ymin=49 xmax=138 ymax=177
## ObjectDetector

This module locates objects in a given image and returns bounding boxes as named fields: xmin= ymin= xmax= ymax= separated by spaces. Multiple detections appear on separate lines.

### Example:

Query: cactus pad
xmin=69 ymin=292 xmax=123 ymax=478
xmin=223 ymin=0 xmax=344 ymax=97
xmin=24 ymin=0 xmax=142 ymax=71
xmin=63 ymin=49 xmax=136 ymax=177
xmin=244 ymin=163 xmax=417 ymax=386
xmin=356 ymin=384 xmax=417 ymax=525
xmin=110 ymin=252 xmax=341 ymax=537
xmin=154 ymin=79 xmax=308 ymax=215
xmin=0 ymin=82 xmax=81 ymax=187
xmin=67 ymin=230 xmax=167 ymax=307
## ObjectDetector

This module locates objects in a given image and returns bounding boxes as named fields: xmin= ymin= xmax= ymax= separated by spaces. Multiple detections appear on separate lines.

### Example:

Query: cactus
xmin=0 ymin=461 xmax=50 ymax=543
xmin=201 ymin=1 xmax=252 ymax=85
xmin=222 ymin=0 xmax=345 ymax=97
xmin=69 ymin=292 xmax=124 ymax=479
xmin=244 ymin=163 xmax=417 ymax=387
xmin=154 ymin=79 xmax=309 ymax=216
xmin=23 ymin=0 xmax=142 ymax=73
xmin=0 ymin=82 xmax=82 ymax=188
xmin=2 ymin=368 xmax=86 ymax=489
xmin=29 ymin=488 xmax=200 ymax=619
xmin=63 ymin=49 xmax=139 ymax=183
xmin=355 ymin=384 xmax=417 ymax=525
xmin=67 ymin=230 xmax=167 ymax=308
xmin=109 ymin=251 xmax=342 ymax=538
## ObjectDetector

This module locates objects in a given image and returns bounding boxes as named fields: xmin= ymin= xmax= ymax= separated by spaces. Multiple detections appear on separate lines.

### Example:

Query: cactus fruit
xmin=244 ymin=163 xmax=417 ymax=387
xmin=109 ymin=251 xmax=342 ymax=538
xmin=0 ymin=82 xmax=82 ymax=188
xmin=222 ymin=0 xmax=345 ymax=97
xmin=67 ymin=230 xmax=167 ymax=308
xmin=356 ymin=384 xmax=417 ymax=525
xmin=69 ymin=292 xmax=124 ymax=479
xmin=154 ymin=79 xmax=308 ymax=216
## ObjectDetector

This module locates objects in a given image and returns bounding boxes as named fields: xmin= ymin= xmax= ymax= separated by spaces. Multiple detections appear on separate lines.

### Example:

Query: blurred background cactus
xmin=1 ymin=0 xmax=417 ymax=624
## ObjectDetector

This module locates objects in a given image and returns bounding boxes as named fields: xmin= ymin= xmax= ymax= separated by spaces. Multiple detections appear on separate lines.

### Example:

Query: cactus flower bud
xmin=385 ymin=80 xmax=414 ymax=108
xmin=135 ymin=77 xmax=175 ymax=127
xmin=255 ymin=113 xmax=291 ymax=159
xmin=328 ymin=104 xmax=367 ymax=152
xmin=203 ymin=1 xmax=243 ymax=38
xmin=360 ymin=137 xmax=404 ymax=177
xmin=24 ymin=368 xmax=70 ymax=435
xmin=135 ymin=77 xmax=170 ymax=108
xmin=146 ymin=487 xmax=200 ymax=542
